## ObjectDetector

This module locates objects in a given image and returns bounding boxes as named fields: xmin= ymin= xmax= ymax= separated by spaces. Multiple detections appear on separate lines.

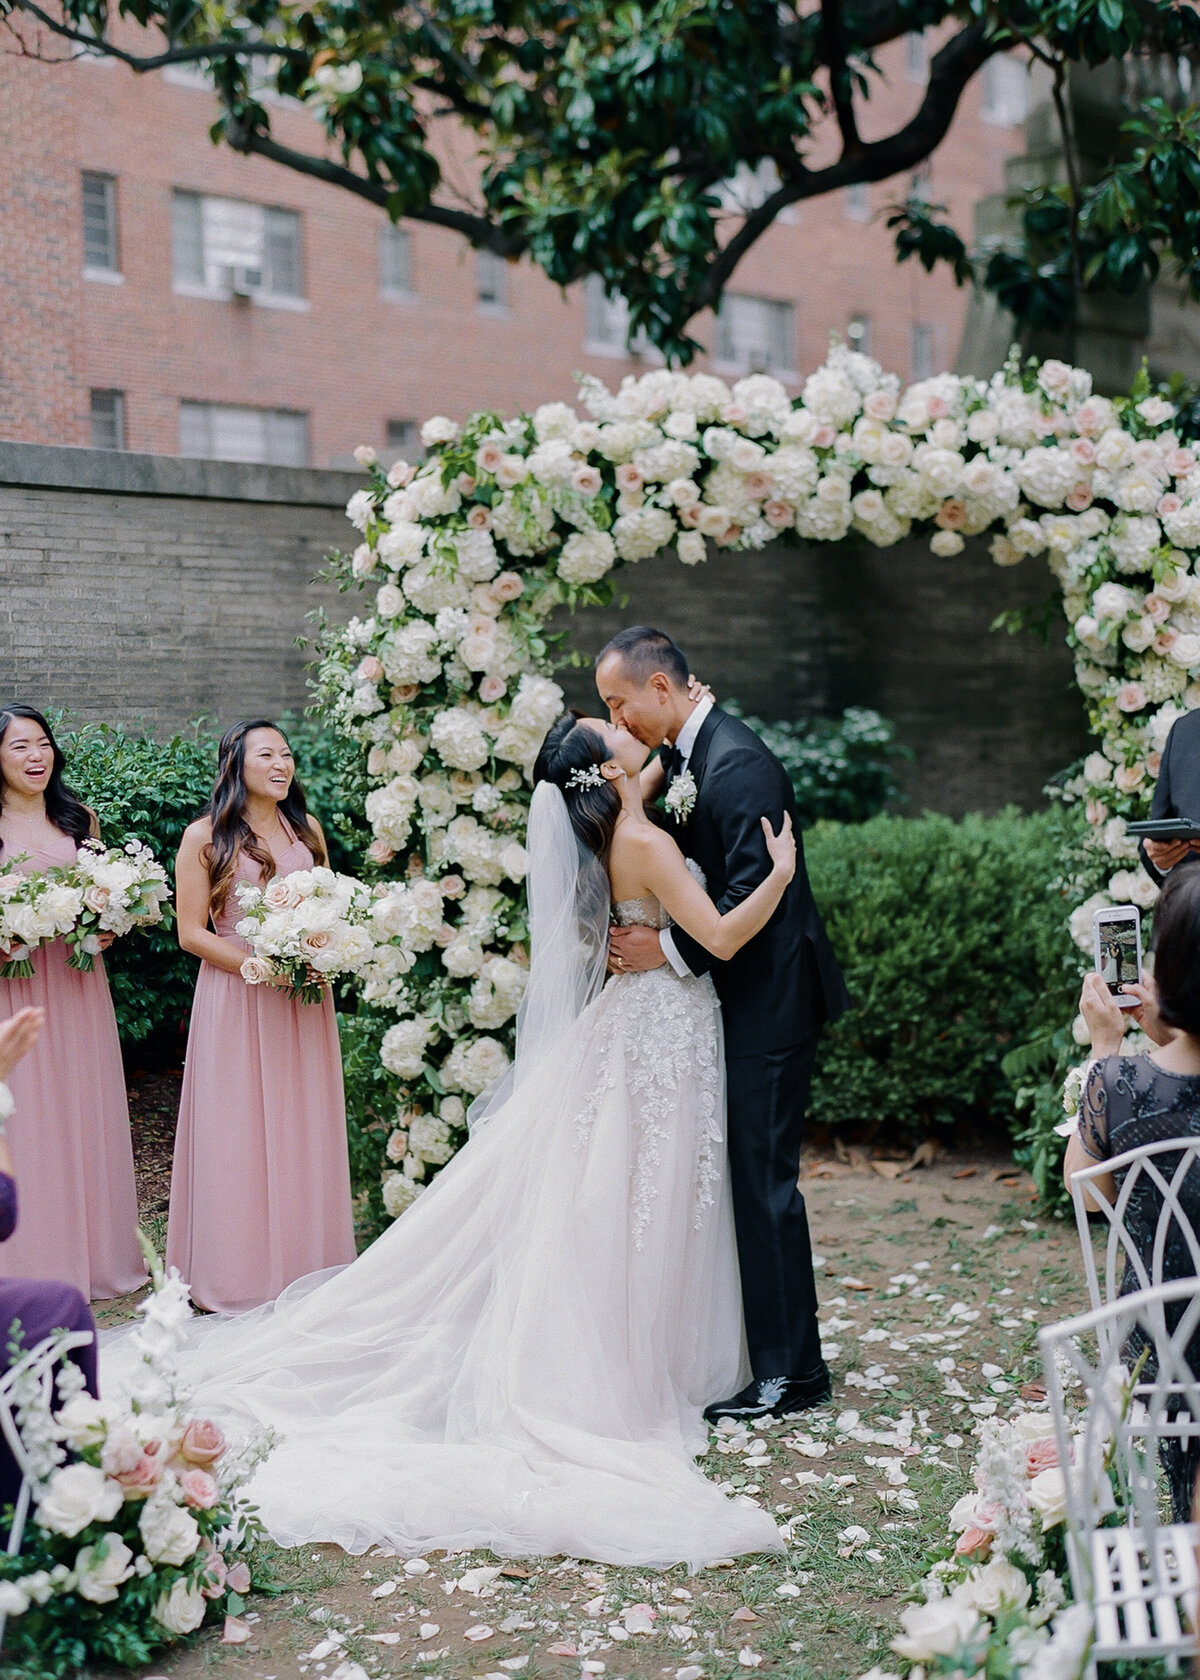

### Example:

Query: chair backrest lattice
xmin=1040 ymin=1281 xmax=1200 ymax=1666
xmin=1070 ymin=1137 xmax=1200 ymax=1327
xmin=0 ymin=1328 xmax=95 ymax=1650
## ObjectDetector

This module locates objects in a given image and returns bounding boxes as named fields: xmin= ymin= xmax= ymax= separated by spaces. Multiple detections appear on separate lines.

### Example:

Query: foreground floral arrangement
xmin=862 ymin=1397 xmax=1094 ymax=1680
xmin=0 ymin=1242 xmax=271 ymax=1675
xmin=314 ymin=347 xmax=1198 ymax=1220
xmin=0 ymin=839 xmax=171 ymax=979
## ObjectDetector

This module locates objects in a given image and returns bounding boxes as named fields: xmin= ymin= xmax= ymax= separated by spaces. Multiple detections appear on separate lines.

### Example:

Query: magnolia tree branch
xmin=691 ymin=20 xmax=998 ymax=316
xmin=0 ymin=0 xmax=306 ymax=69
xmin=821 ymin=0 xmax=862 ymax=156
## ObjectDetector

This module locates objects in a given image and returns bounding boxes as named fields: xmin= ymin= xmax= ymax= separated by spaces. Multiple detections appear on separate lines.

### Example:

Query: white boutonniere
xmin=664 ymin=768 xmax=697 ymax=823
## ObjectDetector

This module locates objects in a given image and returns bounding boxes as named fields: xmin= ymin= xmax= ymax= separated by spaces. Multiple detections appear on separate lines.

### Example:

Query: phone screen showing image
xmin=1096 ymin=916 xmax=1140 ymax=995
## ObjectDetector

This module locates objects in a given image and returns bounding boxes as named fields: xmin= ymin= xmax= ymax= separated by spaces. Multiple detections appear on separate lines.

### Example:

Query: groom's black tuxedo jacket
xmin=665 ymin=706 xmax=849 ymax=1057
xmin=1140 ymin=708 xmax=1200 ymax=886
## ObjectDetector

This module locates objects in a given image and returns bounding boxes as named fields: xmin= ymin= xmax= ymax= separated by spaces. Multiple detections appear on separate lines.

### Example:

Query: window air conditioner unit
xmin=222 ymin=264 xmax=262 ymax=298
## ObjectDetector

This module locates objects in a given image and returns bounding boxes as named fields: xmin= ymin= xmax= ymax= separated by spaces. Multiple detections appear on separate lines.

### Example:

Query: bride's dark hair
xmin=533 ymin=713 xmax=622 ymax=860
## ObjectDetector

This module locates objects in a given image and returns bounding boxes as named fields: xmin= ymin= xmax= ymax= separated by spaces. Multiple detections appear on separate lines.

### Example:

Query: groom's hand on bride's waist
xmin=608 ymin=926 xmax=667 ymax=973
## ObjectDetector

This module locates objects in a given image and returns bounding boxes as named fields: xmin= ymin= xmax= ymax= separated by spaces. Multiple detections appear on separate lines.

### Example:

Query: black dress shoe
xmin=703 ymin=1366 xmax=832 ymax=1424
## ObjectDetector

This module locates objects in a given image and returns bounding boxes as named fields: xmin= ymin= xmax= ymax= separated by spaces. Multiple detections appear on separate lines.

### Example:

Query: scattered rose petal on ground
xmin=738 ymin=1647 xmax=764 ymax=1667
xmin=365 ymin=1632 xmax=402 ymax=1644
xmin=371 ymin=1580 xmax=398 ymax=1598
xmin=731 ymin=1607 xmax=759 ymax=1622
xmin=676 ymin=1666 xmax=705 ymax=1680
xmin=623 ymin=1604 xmax=658 ymax=1634
xmin=221 ymin=1616 xmax=252 ymax=1644
xmin=404 ymin=1558 xmax=431 ymax=1575
xmin=418 ymin=1623 xmax=441 ymax=1639
xmin=546 ymin=1641 xmax=579 ymax=1656
xmin=459 ymin=1566 xmax=504 ymax=1595
xmin=463 ymin=1624 xmax=494 ymax=1642
xmin=498 ymin=1657 xmax=530 ymax=1671
xmin=776 ymin=1583 xmax=802 ymax=1598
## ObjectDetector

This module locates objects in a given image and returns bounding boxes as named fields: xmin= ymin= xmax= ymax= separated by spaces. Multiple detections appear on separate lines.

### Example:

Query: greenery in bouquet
xmin=0 ymin=1243 xmax=271 ymax=1676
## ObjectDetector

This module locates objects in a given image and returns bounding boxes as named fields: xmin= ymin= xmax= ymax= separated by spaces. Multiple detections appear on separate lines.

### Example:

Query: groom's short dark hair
xmin=598 ymin=626 xmax=689 ymax=689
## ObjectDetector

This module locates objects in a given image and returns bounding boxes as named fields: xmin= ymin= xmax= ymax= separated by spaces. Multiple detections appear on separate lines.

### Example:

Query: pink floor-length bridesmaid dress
xmin=0 ymin=831 xmax=146 ymax=1300
xmin=166 ymin=820 xmax=357 ymax=1312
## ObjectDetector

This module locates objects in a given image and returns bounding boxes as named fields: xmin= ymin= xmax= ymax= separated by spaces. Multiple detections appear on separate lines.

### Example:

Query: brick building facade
xmin=0 ymin=37 xmax=1029 ymax=467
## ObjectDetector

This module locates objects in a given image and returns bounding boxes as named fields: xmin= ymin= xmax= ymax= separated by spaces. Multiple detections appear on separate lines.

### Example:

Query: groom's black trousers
xmin=725 ymin=1035 xmax=823 ymax=1380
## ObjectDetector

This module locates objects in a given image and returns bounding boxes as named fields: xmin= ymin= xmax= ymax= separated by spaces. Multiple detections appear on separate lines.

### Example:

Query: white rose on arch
xmin=320 ymin=346 xmax=1200 ymax=1218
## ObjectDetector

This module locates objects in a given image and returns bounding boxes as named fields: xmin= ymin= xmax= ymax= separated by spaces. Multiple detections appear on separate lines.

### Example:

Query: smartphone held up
xmin=1093 ymin=904 xmax=1143 ymax=1008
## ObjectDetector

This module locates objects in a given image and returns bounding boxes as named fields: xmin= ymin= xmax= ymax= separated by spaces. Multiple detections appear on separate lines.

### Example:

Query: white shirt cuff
xmin=659 ymin=929 xmax=693 ymax=979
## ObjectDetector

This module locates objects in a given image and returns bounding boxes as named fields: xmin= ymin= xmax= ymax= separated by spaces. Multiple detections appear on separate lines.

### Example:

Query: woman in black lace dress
xmin=1064 ymin=865 xmax=1200 ymax=1518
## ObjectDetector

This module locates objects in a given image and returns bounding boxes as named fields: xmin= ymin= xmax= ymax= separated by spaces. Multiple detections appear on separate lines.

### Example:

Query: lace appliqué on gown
xmin=578 ymin=863 xmax=723 ymax=1248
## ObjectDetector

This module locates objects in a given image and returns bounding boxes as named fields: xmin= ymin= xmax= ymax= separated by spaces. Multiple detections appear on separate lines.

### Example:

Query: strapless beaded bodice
xmin=612 ymin=895 xmax=669 ymax=931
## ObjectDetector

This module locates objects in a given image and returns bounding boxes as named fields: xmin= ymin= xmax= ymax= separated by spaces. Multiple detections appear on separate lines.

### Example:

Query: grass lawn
xmin=86 ymin=1144 xmax=1091 ymax=1680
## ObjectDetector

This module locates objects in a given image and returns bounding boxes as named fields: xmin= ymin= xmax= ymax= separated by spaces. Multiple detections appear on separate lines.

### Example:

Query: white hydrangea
xmin=528 ymin=438 xmax=577 ymax=489
xmin=1162 ymin=501 xmax=1200 ymax=548
xmin=407 ymin=471 xmax=461 ymax=519
xmin=731 ymin=374 xmax=793 ymax=433
xmin=633 ymin=438 xmax=701 ymax=483
xmin=467 ymin=956 xmax=529 ymax=1029
xmin=558 ymin=530 xmax=618 ymax=585
xmin=365 ymin=775 xmax=420 ymax=849
xmin=612 ymin=505 xmax=677 ymax=562
xmin=441 ymin=1035 xmax=511 ymax=1095
xmin=1017 ymin=446 xmax=1077 ymax=509
xmin=453 ymin=528 xmax=500 ymax=582
xmin=407 ymin=1113 xmax=456 ymax=1165
xmin=378 ymin=521 xmax=427 ymax=568
xmin=380 ymin=622 xmax=442 ymax=686
xmin=403 ymin=562 xmax=471 ymax=615
xmin=430 ymin=708 xmax=491 ymax=772
xmin=532 ymin=401 xmax=578 ymax=442
xmin=801 ymin=367 xmax=861 ymax=428
xmin=382 ymin=1171 xmax=423 ymax=1217
xmin=380 ymin=1016 xmax=435 ymax=1078
xmin=1108 ymin=516 xmax=1162 ymax=573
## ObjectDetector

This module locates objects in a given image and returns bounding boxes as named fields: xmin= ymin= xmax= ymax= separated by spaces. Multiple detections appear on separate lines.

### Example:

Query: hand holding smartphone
xmin=1093 ymin=905 xmax=1143 ymax=1008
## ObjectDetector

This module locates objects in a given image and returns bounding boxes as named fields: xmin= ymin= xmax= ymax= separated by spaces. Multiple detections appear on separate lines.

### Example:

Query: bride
xmin=105 ymin=712 xmax=796 ymax=1568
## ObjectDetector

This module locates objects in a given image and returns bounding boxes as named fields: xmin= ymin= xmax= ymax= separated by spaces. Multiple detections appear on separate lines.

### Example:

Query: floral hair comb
xmin=566 ymin=765 xmax=605 ymax=792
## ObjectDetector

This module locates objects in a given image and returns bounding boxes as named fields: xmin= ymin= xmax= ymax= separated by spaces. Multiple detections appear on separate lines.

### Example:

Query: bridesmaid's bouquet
xmin=64 ymin=839 xmax=173 ymax=972
xmin=235 ymin=866 xmax=377 ymax=1003
xmin=0 ymin=861 xmax=84 ymax=978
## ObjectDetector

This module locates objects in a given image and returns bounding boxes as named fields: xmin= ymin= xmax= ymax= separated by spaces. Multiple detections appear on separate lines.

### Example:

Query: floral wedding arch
xmin=314 ymin=344 xmax=1200 ymax=1221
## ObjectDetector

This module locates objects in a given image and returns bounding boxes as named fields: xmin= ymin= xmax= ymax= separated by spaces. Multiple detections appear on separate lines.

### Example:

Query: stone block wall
xmin=0 ymin=442 xmax=1091 ymax=815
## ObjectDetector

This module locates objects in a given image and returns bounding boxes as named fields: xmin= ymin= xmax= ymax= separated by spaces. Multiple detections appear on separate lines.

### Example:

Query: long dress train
xmin=105 ymin=884 xmax=782 ymax=1568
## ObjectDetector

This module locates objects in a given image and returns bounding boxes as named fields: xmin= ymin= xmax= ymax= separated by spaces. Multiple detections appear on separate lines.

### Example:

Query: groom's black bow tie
xmin=660 ymin=744 xmax=683 ymax=781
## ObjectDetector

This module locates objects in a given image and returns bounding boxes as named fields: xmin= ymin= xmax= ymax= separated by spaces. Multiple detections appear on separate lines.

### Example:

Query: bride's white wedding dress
xmin=103 ymin=787 xmax=782 ymax=1568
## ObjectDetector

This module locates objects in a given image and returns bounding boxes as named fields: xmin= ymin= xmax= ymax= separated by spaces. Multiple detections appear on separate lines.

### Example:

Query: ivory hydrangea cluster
xmin=317 ymin=345 xmax=1196 ymax=1220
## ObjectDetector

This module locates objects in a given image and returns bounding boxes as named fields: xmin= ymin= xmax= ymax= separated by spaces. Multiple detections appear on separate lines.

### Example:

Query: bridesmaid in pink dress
xmin=167 ymin=719 xmax=356 ymax=1312
xmin=0 ymin=705 xmax=145 ymax=1300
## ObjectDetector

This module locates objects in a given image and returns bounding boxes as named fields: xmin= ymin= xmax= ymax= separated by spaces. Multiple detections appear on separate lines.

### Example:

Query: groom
xmin=598 ymin=626 xmax=850 ymax=1421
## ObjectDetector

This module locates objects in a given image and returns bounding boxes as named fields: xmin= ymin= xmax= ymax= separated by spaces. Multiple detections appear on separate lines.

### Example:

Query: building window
xmin=904 ymin=32 xmax=928 ymax=82
xmin=844 ymin=182 xmax=871 ymax=221
xmin=911 ymin=321 xmax=934 ymax=381
xmin=476 ymin=248 xmax=508 ymax=311
xmin=171 ymin=191 xmax=304 ymax=302
xmin=713 ymin=294 xmax=795 ymax=377
xmin=81 ymin=172 xmax=120 ymax=277
xmin=379 ymin=225 xmax=414 ymax=298
xmin=179 ymin=401 xmax=309 ymax=466
xmin=847 ymin=314 xmax=871 ymax=355
xmin=89 ymin=389 xmax=125 ymax=450
xmin=982 ymin=54 xmax=1031 ymax=127
xmin=386 ymin=419 xmax=420 ymax=458
xmin=583 ymin=275 xmax=657 ymax=357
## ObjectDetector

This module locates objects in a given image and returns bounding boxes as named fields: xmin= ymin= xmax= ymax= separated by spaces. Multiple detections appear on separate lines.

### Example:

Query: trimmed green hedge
xmin=806 ymin=807 xmax=1080 ymax=1140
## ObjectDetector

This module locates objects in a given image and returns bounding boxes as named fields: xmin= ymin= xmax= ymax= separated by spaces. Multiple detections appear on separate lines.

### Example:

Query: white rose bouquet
xmin=63 ymin=838 xmax=173 ymax=972
xmin=0 ymin=860 xmax=83 ymax=979
xmin=0 ymin=1239 xmax=271 ymax=1675
xmin=234 ymin=866 xmax=378 ymax=1003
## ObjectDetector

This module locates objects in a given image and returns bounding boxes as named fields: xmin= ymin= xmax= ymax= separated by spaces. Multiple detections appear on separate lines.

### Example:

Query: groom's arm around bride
xmin=598 ymin=626 xmax=850 ymax=1421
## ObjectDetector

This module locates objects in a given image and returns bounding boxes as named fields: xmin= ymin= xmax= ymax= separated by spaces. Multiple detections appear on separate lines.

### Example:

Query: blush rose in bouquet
xmin=234 ymin=865 xmax=378 ymax=1003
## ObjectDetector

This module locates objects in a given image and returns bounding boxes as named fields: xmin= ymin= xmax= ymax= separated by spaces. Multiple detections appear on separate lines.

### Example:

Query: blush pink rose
xmin=83 ymin=885 xmax=111 ymax=913
xmin=1085 ymin=798 xmax=1108 ymax=825
xmin=765 ymin=501 xmax=794 ymax=529
xmin=467 ymin=505 xmax=492 ymax=530
xmin=226 ymin=1560 xmax=252 ymax=1595
xmin=1116 ymin=681 xmax=1148 ymax=713
xmin=387 ymin=460 xmax=416 ymax=488
xmin=744 ymin=471 xmax=772 ymax=500
xmin=491 ymin=571 xmax=525 ymax=602
xmin=198 ymin=1541 xmax=228 ymax=1600
xmin=1115 ymin=763 xmax=1146 ymax=792
xmin=572 ymin=464 xmax=602 ymax=497
xmin=1148 ymin=751 xmax=1162 ymax=776
xmin=1033 ymin=412 xmax=1058 ymax=438
xmin=954 ymin=1525 xmax=993 ymax=1558
xmin=178 ymin=1419 xmax=227 ymax=1468
xmin=115 ymin=1450 xmax=163 ymax=1497
xmin=355 ymin=656 xmax=384 ymax=683
xmin=479 ymin=675 xmax=507 ymax=703
xmin=927 ymin=396 xmax=951 ymax=420
xmin=722 ymin=403 xmax=749 ymax=426
xmin=679 ymin=503 xmax=702 ymax=527
xmin=1166 ymin=447 xmax=1196 ymax=477
xmin=813 ymin=425 xmax=837 ymax=449
xmin=438 ymin=874 xmax=466 ymax=898
xmin=1158 ymin=493 xmax=1183 ymax=518
xmin=366 ymin=839 xmax=395 ymax=867
xmin=390 ymin=683 xmax=421 ymax=703
xmin=181 ymin=1469 xmax=220 ymax=1509
xmin=1143 ymin=592 xmax=1172 ymax=623
xmin=475 ymin=441 xmax=505 ymax=475
xmin=1065 ymin=483 xmax=1094 ymax=512
xmin=936 ymin=499 xmax=968 ymax=531
xmin=1025 ymin=1438 xmax=1060 ymax=1477
xmin=434 ymin=923 xmax=456 ymax=948
xmin=864 ymin=389 xmax=897 ymax=421
xmin=454 ymin=473 xmax=477 ymax=497
xmin=615 ymin=464 xmax=644 ymax=493
xmin=1156 ymin=629 xmax=1179 ymax=655
xmin=1070 ymin=438 xmax=1097 ymax=465
xmin=301 ymin=929 xmax=332 ymax=955
xmin=1073 ymin=399 xmax=1108 ymax=436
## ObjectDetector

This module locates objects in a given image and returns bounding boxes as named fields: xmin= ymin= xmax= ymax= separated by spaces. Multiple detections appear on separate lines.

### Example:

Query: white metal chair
xmin=0 ymin=1326 xmax=95 ymax=1648
xmin=1040 ymin=1279 xmax=1200 ymax=1675
xmin=1069 ymin=1136 xmax=1200 ymax=1323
